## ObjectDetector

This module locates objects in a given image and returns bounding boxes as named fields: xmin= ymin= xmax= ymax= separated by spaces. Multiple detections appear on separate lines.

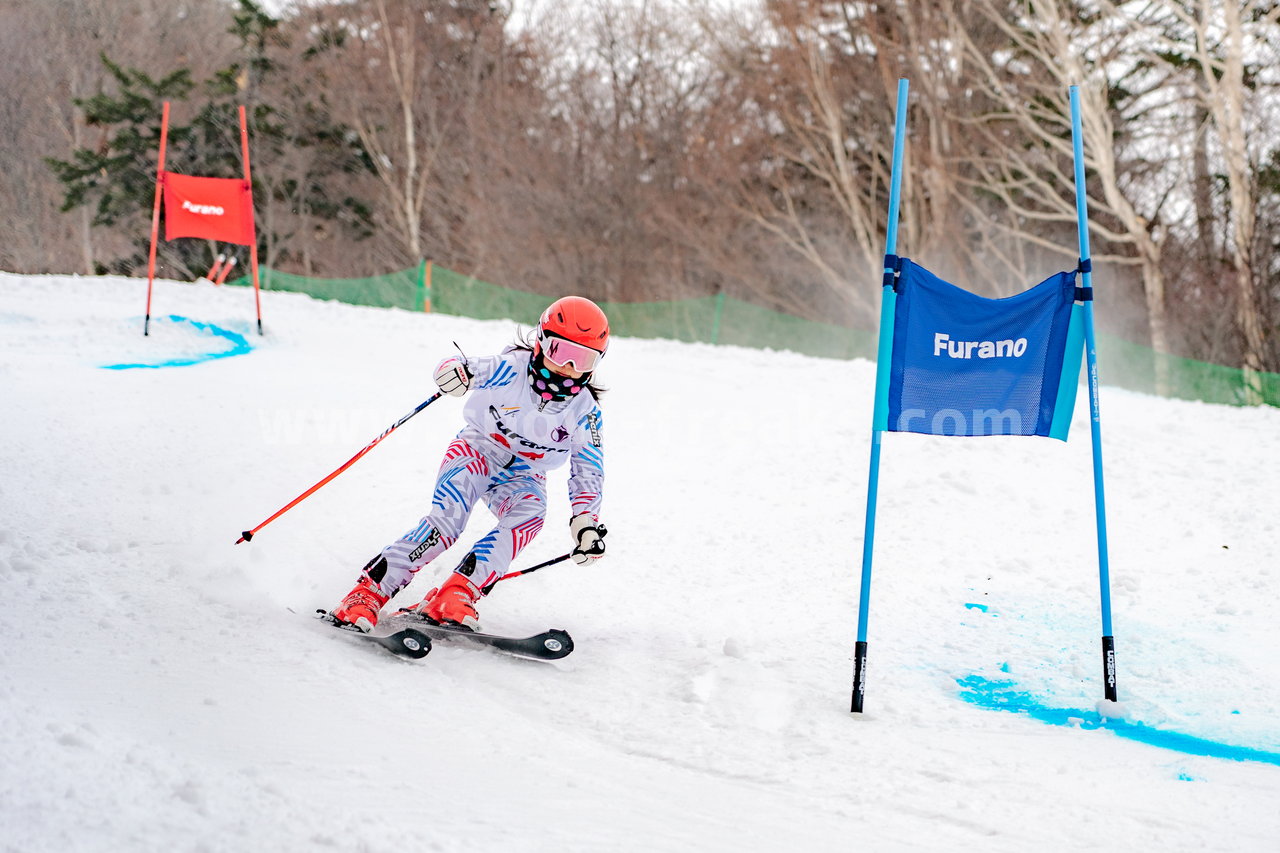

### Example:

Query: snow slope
xmin=1 ymin=273 xmax=1278 ymax=852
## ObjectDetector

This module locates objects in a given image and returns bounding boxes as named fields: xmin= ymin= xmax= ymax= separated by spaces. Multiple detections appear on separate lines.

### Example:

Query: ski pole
xmin=236 ymin=392 xmax=444 ymax=544
xmin=213 ymin=255 xmax=237 ymax=286
xmin=481 ymin=553 xmax=572 ymax=595
xmin=481 ymin=526 xmax=606 ymax=594
xmin=204 ymin=253 xmax=226 ymax=282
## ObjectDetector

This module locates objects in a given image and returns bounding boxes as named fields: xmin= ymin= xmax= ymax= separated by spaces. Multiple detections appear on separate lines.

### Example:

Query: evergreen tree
xmin=45 ymin=58 xmax=196 ymax=275
xmin=46 ymin=0 xmax=372 ymax=278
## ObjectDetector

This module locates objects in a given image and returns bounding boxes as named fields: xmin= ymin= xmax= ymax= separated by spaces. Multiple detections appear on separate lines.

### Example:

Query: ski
xmin=389 ymin=611 xmax=574 ymax=661
xmin=314 ymin=609 xmax=433 ymax=660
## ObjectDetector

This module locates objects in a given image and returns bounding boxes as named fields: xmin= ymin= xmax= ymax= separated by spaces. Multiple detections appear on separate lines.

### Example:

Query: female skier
xmin=329 ymin=296 xmax=609 ymax=633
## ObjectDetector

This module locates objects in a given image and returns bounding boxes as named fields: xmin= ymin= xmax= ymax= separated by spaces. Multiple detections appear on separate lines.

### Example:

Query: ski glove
xmin=569 ymin=513 xmax=607 ymax=565
xmin=434 ymin=357 xmax=472 ymax=397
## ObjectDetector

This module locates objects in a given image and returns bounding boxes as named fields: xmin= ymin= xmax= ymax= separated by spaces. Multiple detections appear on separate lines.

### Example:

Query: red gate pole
xmin=143 ymin=101 xmax=171 ymax=336
xmin=239 ymin=105 xmax=263 ymax=335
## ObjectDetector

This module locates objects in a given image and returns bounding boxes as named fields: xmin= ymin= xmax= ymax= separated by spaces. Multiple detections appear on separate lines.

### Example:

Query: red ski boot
xmin=405 ymin=573 xmax=482 ymax=630
xmin=331 ymin=576 xmax=390 ymax=633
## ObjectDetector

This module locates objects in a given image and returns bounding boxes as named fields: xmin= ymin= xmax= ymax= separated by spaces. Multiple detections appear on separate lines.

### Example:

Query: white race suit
xmin=361 ymin=346 xmax=605 ymax=598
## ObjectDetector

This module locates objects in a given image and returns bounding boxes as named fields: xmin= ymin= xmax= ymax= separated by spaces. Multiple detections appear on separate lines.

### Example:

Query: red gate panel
xmin=162 ymin=172 xmax=255 ymax=246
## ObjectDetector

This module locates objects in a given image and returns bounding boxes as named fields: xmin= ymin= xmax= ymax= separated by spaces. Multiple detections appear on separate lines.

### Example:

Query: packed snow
xmin=2 ymin=272 xmax=1278 ymax=852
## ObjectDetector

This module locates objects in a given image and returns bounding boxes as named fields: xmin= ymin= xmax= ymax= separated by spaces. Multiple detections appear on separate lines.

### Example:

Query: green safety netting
xmin=430 ymin=266 xmax=728 ymax=343
xmin=1096 ymin=333 xmax=1280 ymax=407
xmin=716 ymin=296 xmax=879 ymax=360
xmin=241 ymin=265 xmax=424 ymax=311
xmin=429 ymin=265 xmax=543 ymax=323
xmin=228 ymin=263 xmax=1277 ymax=407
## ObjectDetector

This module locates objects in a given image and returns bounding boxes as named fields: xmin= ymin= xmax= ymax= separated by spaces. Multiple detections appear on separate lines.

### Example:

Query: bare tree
xmin=1159 ymin=1 xmax=1278 ymax=391
xmin=468 ymin=0 xmax=747 ymax=308
xmin=309 ymin=0 xmax=512 ymax=272
xmin=3 ymin=0 xmax=1274 ymax=398
xmin=692 ymin=2 xmax=1030 ymax=326
xmin=709 ymin=2 xmax=901 ymax=323
xmin=343 ymin=0 xmax=434 ymax=263
xmin=0 ymin=0 xmax=235 ymax=274
xmin=954 ymin=0 xmax=1201 ymax=391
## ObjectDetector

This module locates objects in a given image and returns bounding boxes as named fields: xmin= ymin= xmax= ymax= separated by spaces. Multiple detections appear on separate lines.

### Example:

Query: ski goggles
xmin=538 ymin=331 xmax=605 ymax=372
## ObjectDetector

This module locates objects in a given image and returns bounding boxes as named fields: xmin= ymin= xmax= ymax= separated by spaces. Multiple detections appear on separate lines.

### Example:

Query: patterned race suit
xmin=361 ymin=347 xmax=604 ymax=598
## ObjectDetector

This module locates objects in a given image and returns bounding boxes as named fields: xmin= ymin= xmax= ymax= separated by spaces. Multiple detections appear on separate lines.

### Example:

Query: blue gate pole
xmin=852 ymin=77 xmax=909 ymax=713
xmin=1070 ymin=86 xmax=1118 ymax=702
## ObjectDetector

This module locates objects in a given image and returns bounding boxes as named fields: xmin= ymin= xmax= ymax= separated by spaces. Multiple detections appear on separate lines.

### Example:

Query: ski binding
xmin=315 ymin=609 xmax=433 ymax=659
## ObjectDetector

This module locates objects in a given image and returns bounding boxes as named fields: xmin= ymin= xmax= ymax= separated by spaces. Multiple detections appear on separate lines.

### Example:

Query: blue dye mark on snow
xmin=1177 ymin=772 xmax=1198 ymax=782
xmin=957 ymin=675 xmax=1280 ymax=767
xmin=964 ymin=602 xmax=989 ymax=613
xmin=999 ymin=661 xmax=1010 ymax=673
xmin=102 ymin=315 xmax=251 ymax=370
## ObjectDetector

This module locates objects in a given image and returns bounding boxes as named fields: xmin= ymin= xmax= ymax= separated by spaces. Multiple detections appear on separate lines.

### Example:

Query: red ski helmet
xmin=535 ymin=296 xmax=610 ymax=371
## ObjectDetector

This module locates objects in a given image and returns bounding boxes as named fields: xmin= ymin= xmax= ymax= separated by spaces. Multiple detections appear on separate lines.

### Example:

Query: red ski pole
xmin=213 ymin=255 xmax=237 ymax=285
xmin=204 ymin=253 xmax=226 ymax=282
xmin=236 ymin=392 xmax=444 ymax=544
